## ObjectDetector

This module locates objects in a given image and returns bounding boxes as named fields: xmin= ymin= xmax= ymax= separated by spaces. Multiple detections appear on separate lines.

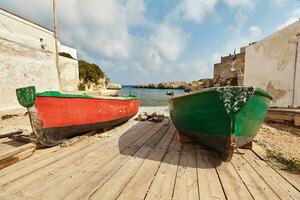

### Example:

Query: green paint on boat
xmin=16 ymin=86 xmax=140 ymax=108
xmin=16 ymin=86 xmax=36 ymax=108
xmin=169 ymin=86 xmax=272 ymax=160
xmin=36 ymin=91 xmax=92 ymax=99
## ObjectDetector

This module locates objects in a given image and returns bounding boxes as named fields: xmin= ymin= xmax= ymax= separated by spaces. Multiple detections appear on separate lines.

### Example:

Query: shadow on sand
xmin=118 ymin=120 xmax=222 ymax=168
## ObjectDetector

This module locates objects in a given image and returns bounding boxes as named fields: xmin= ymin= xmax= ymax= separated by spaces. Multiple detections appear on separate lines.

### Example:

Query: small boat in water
xmin=169 ymin=86 xmax=272 ymax=161
xmin=166 ymin=91 xmax=174 ymax=96
xmin=16 ymin=86 xmax=140 ymax=146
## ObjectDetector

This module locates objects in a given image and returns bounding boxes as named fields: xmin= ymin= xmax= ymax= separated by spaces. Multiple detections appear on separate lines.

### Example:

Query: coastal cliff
xmin=77 ymin=60 xmax=121 ymax=92
xmin=134 ymin=79 xmax=212 ymax=92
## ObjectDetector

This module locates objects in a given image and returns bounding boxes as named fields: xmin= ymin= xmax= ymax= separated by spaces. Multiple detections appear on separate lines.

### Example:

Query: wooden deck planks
xmin=61 ymin=121 xmax=168 ymax=200
xmin=231 ymin=152 xmax=280 ymax=200
xmin=88 ymin=122 xmax=170 ymax=200
xmin=23 ymin=122 xmax=164 ymax=200
xmin=195 ymin=146 xmax=226 ymax=200
xmin=0 ymin=119 xmax=298 ymax=200
xmin=117 ymin=126 xmax=176 ymax=200
xmin=240 ymin=149 xmax=300 ymax=199
xmin=172 ymin=143 xmax=199 ymax=200
xmin=210 ymin=151 xmax=254 ymax=200
xmin=145 ymin=129 xmax=182 ymax=200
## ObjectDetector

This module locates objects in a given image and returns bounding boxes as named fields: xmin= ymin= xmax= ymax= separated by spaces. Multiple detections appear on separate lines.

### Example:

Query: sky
xmin=1 ymin=0 xmax=300 ymax=84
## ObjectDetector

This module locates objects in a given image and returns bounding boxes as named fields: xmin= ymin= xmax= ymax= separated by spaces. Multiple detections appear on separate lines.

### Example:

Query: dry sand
xmin=1 ymin=106 xmax=299 ymax=173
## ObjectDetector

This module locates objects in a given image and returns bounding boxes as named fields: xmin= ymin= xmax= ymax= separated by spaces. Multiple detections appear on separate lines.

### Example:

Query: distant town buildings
xmin=213 ymin=20 xmax=300 ymax=108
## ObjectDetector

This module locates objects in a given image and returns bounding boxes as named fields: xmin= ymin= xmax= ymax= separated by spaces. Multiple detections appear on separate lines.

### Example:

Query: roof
xmin=0 ymin=8 xmax=54 ymax=33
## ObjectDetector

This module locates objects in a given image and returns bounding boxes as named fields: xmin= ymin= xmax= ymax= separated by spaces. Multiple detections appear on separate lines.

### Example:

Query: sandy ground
xmin=1 ymin=106 xmax=299 ymax=172
xmin=254 ymin=122 xmax=300 ymax=173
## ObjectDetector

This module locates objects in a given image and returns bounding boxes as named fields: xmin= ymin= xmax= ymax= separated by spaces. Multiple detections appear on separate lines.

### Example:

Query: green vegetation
xmin=78 ymin=60 xmax=106 ymax=84
xmin=78 ymin=82 xmax=86 ymax=91
xmin=267 ymin=150 xmax=300 ymax=174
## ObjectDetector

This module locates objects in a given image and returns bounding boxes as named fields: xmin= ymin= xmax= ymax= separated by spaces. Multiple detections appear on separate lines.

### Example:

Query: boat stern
xmin=16 ymin=86 xmax=36 ymax=108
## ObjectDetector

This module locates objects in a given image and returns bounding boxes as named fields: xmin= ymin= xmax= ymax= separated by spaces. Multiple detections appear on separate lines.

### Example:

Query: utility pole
xmin=52 ymin=0 xmax=61 ymax=89
xmin=290 ymin=33 xmax=300 ymax=107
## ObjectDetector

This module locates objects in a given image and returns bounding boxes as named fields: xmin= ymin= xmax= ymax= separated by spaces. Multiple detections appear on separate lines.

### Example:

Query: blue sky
xmin=1 ymin=0 xmax=300 ymax=84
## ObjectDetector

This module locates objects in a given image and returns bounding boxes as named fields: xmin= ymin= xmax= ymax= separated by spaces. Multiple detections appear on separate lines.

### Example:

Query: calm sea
xmin=120 ymin=85 xmax=186 ymax=107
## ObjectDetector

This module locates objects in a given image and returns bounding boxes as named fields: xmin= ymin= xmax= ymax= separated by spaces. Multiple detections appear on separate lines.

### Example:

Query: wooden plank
xmin=10 ymin=135 xmax=38 ymax=144
xmin=117 ymin=126 xmax=176 ymax=200
xmin=0 ymin=131 xmax=23 ymax=139
xmin=0 ymin=143 xmax=36 ymax=161
xmin=36 ymin=122 xmax=167 ymax=200
xmin=195 ymin=146 xmax=226 ymax=200
xmin=209 ymin=151 xmax=253 ymax=200
xmin=172 ymin=143 xmax=199 ymax=200
xmin=0 ymin=121 xmax=158 ymax=198
xmin=0 ymin=148 xmax=35 ymax=170
xmin=231 ymin=152 xmax=280 ymax=200
xmin=87 ymin=124 xmax=170 ymax=200
xmin=240 ymin=149 xmax=300 ymax=199
xmin=294 ymin=115 xmax=300 ymax=126
xmin=145 ymin=130 xmax=182 ymax=200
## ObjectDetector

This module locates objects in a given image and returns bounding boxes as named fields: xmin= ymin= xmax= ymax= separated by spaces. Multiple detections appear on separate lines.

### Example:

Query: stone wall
xmin=213 ymin=47 xmax=245 ymax=86
xmin=244 ymin=20 xmax=300 ymax=108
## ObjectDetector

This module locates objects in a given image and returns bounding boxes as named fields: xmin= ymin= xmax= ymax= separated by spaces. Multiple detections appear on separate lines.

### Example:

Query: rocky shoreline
xmin=134 ymin=79 xmax=213 ymax=92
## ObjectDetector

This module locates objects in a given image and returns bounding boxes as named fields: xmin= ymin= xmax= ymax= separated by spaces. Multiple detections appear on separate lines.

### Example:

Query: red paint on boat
xmin=35 ymin=97 xmax=140 ymax=128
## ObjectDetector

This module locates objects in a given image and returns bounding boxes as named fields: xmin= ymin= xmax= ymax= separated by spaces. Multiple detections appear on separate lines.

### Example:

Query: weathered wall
xmin=0 ymin=9 xmax=79 ymax=111
xmin=244 ymin=20 xmax=300 ymax=107
xmin=59 ymin=56 xmax=79 ymax=91
xmin=0 ymin=38 xmax=60 ymax=111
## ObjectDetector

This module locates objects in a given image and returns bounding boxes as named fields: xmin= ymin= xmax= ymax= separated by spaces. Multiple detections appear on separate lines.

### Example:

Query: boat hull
xmin=169 ymin=87 xmax=272 ymax=161
xmin=17 ymin=87 xmax=140 ymax=146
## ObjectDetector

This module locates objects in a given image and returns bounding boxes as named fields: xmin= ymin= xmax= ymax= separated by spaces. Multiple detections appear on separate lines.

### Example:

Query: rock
xmin=134 ymin=79 xmax=212 ymax=92
xmin=107 ymin=82 xmax=122 ymax=90
xmin=136 ymin=112 xmax=165 ymax=122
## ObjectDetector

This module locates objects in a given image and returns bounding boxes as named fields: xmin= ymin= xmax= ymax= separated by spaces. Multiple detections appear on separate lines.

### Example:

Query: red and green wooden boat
xmin=169 ymin=86 xmax=272 ymax=161
xmin=16 ymin=86 xmax=140 ymax=146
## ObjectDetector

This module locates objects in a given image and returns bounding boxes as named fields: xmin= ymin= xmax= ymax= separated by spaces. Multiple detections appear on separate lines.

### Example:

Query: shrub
xmin=78 ymin=82 xmax=85 ymax=91
xmin=78 ymin=60 xmax=105 ymax=84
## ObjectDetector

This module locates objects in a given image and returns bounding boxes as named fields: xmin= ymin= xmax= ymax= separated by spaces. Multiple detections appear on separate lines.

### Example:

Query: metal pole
xmin=52 ymin=0 xmax=61 ymax=89
xmin=292 ymin=33 xmax=300 ymax=107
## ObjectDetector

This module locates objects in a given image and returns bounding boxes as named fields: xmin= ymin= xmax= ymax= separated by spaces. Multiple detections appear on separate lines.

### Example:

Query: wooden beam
xmin=0 ymin=131 xmax=23 ymax=139
xmin=0 ymin=148 xmax=36 ymax=170
xmin=175 ymin=131 xmax=193 ymax=143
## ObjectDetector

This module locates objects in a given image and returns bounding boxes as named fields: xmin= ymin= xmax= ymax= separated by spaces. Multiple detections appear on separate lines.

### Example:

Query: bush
xmin=78 ymin=82 xmax=86 ymax=91
xmin=78 ymin=60 xmax=105 ymax=84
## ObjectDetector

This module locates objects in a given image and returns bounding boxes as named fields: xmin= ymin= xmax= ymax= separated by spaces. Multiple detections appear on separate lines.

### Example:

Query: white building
xmin=244 ymin=20 xmax=300 ymax=108
xmin=0 ymin=8 xmax=79 ymax=111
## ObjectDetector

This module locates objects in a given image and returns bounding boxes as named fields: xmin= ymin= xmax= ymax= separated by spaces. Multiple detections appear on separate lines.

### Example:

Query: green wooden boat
xmin=169 ymin=86 xmax=272 ymax=161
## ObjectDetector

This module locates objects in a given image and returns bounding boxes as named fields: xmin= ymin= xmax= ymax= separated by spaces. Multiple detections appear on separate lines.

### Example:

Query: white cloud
xmin=149 ymin=24 xmax=188 ymax=61
xmin=223 ymin=0 xmax=257 ymax=9
xmin=249 ymin=26 xmax=262 ymax=37
xmin=274 ymin=0 xmax=288 ymax=6
xmin=125 ymin=0 xmax=146 ymax=26
xmin=169 ymin=0 xmax=218 ymax=24
xmin=277 ymin=8 xmax=300 ymax=30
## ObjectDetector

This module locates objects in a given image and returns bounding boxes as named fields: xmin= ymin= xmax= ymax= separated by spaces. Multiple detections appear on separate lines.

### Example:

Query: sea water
xmin=120 ymin=85 xmax=186 ymax=106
